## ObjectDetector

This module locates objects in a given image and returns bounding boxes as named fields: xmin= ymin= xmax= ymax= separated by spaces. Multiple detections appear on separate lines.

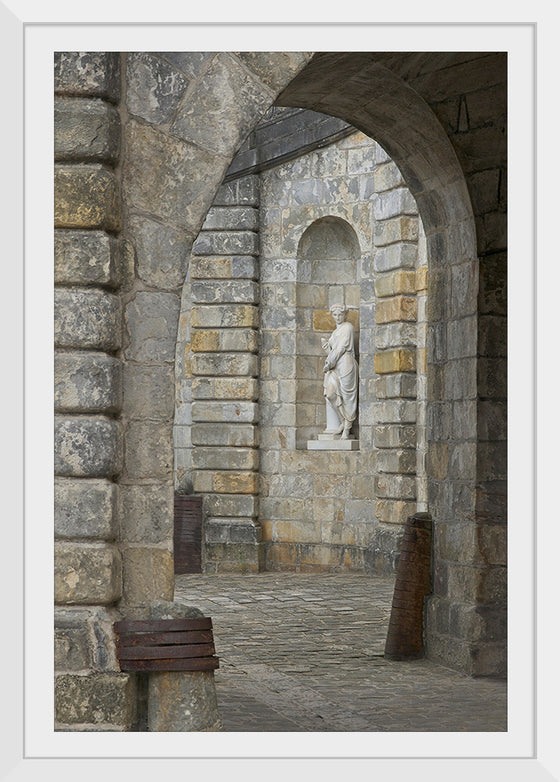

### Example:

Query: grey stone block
xmin=192 ymin=447 xmax=258 ymax=471
xmin=124 ymin=291 xmax=180 ymax=363
xmin=55 ymin=672 xmax=136 ymax=727
xmin=55 ymin=352 xmax=122 ymax=413
xmin=376 ymin=449 xmax=417 ymax=474
xmin=119 ymin=483 xmax=174 ymax=544
xmin=192 ymin=230 xmax=259 ymax=257
xmin=191 ymin=423 xmax=258 ymax=448
xmin=54 ymin=288 xmax=121 ymax=351
xmin=55 ymin=608 xmax=94 ymax=670
xmin=373 ymin=188 xmax=418 ymax=220
xmin=213 ymin=175 xmax=260 ymax=207
xmin=191 ymin=280 xmax=259 ymax=304
xmin=373 ymin=243 xmax=417 ymax=272
xmin=55 ymin=478 xmax=117 ymax=540
xmin=191 ymin=401 xmax=258 ymax=424
xmin=122 ymin=363 xmax=175 ymax=421
xmin=54 ymin=97 xmax=120 ymax=163
xmin=234 ymin=51 xmax=310 ymax=93
xmin=123 ymin=119 xmax=222 ymax=230
xmin=170 ymin=53 xmax=272 ymax=159
xmin=156 ymin=51 xmax=215 ymax=79
xmin=54 ymin=52 xmax=120 ymax=103
xmin=191 ymin=352 xmax=258 ymax=377
xmin=55 ymin=416 xmax=122 ymax=478
xmin=54 ymin=230 xmax=119 ymax=288
xmin=374 ymin=373 xmax=417 ymax=399
xmin=129 ymin=215 xmax=192 ymax=290
xmin=123 ymin=421 xmax=174 ymax=480
xmin=374 ymin=424 xmax=417 ymax=449
xmin=203 ymin=206 xmax=259 ymax=231
xmin=54 ymin=542 xmax=122 ymax=605
xmin=203 ymin=493 xmax=258 ymax=519
xmin=126 ymin=52 xmax=189 ymax=125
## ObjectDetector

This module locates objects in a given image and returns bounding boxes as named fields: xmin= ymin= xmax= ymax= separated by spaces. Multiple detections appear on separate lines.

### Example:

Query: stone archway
xmin=55 ymin=53 xmax=506 ymax=732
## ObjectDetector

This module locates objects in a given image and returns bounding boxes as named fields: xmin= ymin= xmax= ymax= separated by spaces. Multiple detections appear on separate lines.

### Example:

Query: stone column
xmin=372 ymin=154 xmax=419 ymax=541
xmin=53 ymin=52 xmax=137 ymax=730
xmin=190 ymin=176 xmax=263 ymax=572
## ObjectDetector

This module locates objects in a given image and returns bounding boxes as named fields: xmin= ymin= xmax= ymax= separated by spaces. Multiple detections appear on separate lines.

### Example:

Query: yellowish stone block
xmin=374 ymin=270 xmax=416 ymax=298
xmin=416 ymin=265 xmax=429 ymax=292
xmin=213 ymin=471 xmax=259 ymax=494
xmin=375 ymin=295 xmax=417 ymax=323
xmin=191 ymin=330 xmax=220 ymax=352
xmin=374 ymin=349 xmax=416 ymax=374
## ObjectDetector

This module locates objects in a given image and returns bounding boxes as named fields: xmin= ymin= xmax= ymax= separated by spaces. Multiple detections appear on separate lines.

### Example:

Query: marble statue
xmin=321 ymin=304 xmax=358 ymax=439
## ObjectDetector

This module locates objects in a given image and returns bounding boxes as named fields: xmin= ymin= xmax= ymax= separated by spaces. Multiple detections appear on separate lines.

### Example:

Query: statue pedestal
xmin=307 ymin=434 xmax=359 ymax=451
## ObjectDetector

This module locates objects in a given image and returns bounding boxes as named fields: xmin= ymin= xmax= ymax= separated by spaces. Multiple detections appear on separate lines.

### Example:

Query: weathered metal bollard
xmin=384 ymin=512 xmax=432 ymax=661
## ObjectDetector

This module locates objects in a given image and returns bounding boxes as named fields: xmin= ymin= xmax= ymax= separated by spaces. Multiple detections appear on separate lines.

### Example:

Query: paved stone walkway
xmin=175 ymin=572 xmax=507 ymax=732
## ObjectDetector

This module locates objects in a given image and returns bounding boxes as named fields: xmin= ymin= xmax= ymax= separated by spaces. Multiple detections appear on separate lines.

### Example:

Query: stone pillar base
xmin=204 ymin=518 xmax=264 ymax=573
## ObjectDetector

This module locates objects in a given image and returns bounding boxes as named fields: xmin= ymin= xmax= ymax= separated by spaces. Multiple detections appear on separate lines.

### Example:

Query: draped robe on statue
xmin=323 ymin=320 xmax=358 ymax=431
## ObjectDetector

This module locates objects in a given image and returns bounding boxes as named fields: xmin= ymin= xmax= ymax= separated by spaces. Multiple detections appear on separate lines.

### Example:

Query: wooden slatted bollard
xmin=114 ymin=617 xmax=219 ymax=672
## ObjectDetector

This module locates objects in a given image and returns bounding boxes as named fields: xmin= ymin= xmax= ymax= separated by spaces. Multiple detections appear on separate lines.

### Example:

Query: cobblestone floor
xmin=175 ymin=572 xmax=507 ymax=732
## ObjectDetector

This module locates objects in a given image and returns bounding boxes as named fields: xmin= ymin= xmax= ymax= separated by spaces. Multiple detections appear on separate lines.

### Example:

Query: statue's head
xmin=330 ymin=304 xmax=348 ymax=324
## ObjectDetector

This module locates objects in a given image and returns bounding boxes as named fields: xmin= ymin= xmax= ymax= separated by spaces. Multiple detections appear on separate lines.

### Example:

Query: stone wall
xmin=54 ymin=51 xmax=507 ymax=695
xmin=54 ymin=52 xmax=137 ymax=730
xmin=176 ymin=129 xmax=429 ymax=573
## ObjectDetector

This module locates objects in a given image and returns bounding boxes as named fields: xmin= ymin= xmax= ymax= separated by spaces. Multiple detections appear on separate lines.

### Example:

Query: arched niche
xmin=295 ymin=216 xmax=362 ymax=448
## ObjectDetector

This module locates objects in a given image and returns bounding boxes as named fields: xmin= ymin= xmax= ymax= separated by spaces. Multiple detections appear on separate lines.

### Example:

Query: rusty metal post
xmin=384 ymin=512 xmax=432 ymax=660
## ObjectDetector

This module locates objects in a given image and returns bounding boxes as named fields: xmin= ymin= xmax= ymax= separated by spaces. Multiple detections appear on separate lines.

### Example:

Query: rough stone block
xmin=213 ymin=175 xmax=260 ymax=207
xmin=119 ymin=484 xmax=174 ymax=544
xmin=54 ymin=97 xmax=120 ymax=163
xmin=191 ymin=352 xmax=258 ymax=377
xmin=374 ymin=269 xmax=417 ymax=298
xmin=373 ymin=424 xmax=416 ymax=448
xmin=55 ymin=165 xmax=121 ymax=231
xmin=374 ymin=216 xmax=419 ymax=246
xmin=203 ymin=206 xmax=259 ymax=231
xmin=374 ymin=323 xmax=418 ymax=352
xmin=54 ymin=230 xmax=119 ymax=287
xmin=123 ymin=421 xmax=173 ymax=480
xmin=121 ymin=547 xmax=174 ymax=606
xmin=374 ymin=473 xmax=416 ymax=500
xmin=375 ymin=295 xmax=417 ymax=324
xmin=204 ymin=493 xmax=258 ymax=519
xmin=123 ymin=119 xmax=221 ymax=230
xmin=55 ymin=672 xmax=136 ymax=728
xmin=373 ymin=161 xmax=405 ymax=192
xmin=54 ymin=52 xmax=120 ymax=103
xmin=212 ymin=471 xmax=259 ymax=494
xmin=376 ymin=449 xmax=417 ymax=474
xmin=54 ymin=288 xmax=121 ymax=351
xmin=55 ymin=478 xmax=117 ymax=540
xmin=192 ymin=447 xmax=258 ymax=471
xmin=124 ymin=291 xmax=181 ymax=363
xmin=55 ymin=542 xmax=122 ymax=604
xmin=191 ymin=401 xmax=258 ymax=423
xmin=234 ymin=51 xmax=310 ymax=92
xmin=122 ymin=363 xmax=175 ymax=421
xmin=170 ymin=53 xmax=273 ymax=159
xmin=192 ymin=230 xmax=259 ymax=257
xmin=191 ymin=279 xmax=259 ymax=304
xmin=375 ymin=499 xmax=416 ymax=525
xmin=126 ymin=52 xmax=189 ymax=125
xmin=128 ymin=214 xmax=192 ymax=290
xmin=55 ymin=352 xmax=122 ymax=413
xmin=55 ymin=416 xmax=122 ymax=478
xmin=374 ymin=243 xmax=417 ymax=272
xmin=191 ymin=423 xmax=258 ymax=447
xmin=191 ymin=304 xmax=258 ymax=329
xmin=373 ymin=188 xmax=418 ymax=220
xmin=374 ymin=373 xmax=417 ymax=399
xmin=191 ymin=376 xmax=258 ymax=400
xmin=374 ymin=349 xmax=416 ymax=374
xmin=54 ymin=608 xmax=94 ymax=670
